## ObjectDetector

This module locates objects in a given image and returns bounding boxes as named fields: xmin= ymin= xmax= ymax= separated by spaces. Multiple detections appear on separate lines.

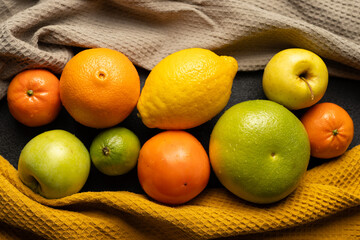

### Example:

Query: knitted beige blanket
xmin=1 ymin=0 xmax=360 ymax=100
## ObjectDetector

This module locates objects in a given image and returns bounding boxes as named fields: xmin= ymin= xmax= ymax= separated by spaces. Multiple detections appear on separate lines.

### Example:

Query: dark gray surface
xmin=1 ymin=67 xmax=359 ymax=194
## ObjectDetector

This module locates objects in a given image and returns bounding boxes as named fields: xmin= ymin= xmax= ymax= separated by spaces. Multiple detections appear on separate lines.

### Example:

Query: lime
xmin=90 ymin=127 xmax=140 ymax=176
xmin=209 ymin=100 xmax=310 ymax=204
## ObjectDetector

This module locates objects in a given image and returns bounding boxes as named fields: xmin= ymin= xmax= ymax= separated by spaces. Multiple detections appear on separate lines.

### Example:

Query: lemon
xmin=90 ymin=127 xmax=140 ymax=176
xmin=137 ymin=48 xmax=238 ymax=129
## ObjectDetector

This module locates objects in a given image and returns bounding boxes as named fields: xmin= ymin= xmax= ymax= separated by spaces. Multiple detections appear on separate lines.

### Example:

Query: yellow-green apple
xmin=209 ymin=100 xmax=310 ymax=204
xmin=18 ymin=130 xmax=91 ymax=199
xmin=262 ymin=48 xmax=328 ymax=110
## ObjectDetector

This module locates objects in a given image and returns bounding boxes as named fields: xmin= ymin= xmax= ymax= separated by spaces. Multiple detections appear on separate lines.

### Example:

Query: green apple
xmin=262 ymin=48 xmax=328 ymax=110
xmin=18 ymin=130 xmax=91 ymax=199
xmin=209 ymin=100 xmax=310 ymax=204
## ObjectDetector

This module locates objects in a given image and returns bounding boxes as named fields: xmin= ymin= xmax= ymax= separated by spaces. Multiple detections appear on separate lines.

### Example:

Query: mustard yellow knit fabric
xmin=0 ymin=145 xmax=360 ymax=239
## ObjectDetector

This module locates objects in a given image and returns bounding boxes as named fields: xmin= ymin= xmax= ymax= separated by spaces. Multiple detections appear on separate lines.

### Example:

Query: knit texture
xmin=1 ymin=0 xmax=360 ymax=99
xmin=0 ymin=145 xmax=360 ymax=239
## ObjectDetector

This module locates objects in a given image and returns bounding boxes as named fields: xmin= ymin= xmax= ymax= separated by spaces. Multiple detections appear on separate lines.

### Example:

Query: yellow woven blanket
xmin=0 ymin=145 xmax=360 ymax=239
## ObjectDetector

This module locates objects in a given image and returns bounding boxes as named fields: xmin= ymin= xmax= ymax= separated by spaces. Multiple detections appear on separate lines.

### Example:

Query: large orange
xmin=7 ymin=69 xmax=61 ymax=127
xmin=137 ymin=131 xmax=210 ymax=205
xmin=60 ymin=48 xmax=140 ymax=128
xmin=301 ymin=102 xmax=354 ymax=159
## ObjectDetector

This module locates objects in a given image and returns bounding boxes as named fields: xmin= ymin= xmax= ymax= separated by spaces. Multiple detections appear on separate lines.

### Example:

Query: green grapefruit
xmin=209 ymin=100 xmax=310 ymax=204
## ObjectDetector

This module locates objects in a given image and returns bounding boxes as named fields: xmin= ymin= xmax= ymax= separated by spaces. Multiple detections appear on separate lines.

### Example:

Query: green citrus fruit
xmin=209 ymin=100 xmax=310 ymax=204
xmin=90 ymin=127 xmax=140 ymax=176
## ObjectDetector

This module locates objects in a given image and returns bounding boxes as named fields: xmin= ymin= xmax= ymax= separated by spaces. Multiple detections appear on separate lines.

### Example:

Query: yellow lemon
xmin=137 ymin=48 xmax=238 ymax=129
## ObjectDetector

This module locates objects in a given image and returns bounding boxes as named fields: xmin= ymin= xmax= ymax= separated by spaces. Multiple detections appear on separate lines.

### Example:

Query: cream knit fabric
xmin=0 ymin=0 xmax=360 ymax=99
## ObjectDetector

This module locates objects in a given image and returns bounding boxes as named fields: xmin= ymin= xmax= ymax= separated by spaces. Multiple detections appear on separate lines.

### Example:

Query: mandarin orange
xmin=301 ymin=102 xmax=354 ymax=159
xmin=7 ymin=69 xmax=61 ymax=127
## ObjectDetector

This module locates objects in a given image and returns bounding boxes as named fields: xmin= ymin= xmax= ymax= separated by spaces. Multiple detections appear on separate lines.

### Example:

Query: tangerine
xmin=60 ymin=48 xmax=140 ymax=128
xmin=301 ymin=102 xmax=354 ymax=159
xmin=7 ymin=69 xmax=61 ymax=127
xmin=137 ymin=131 xmax=210 ymax=205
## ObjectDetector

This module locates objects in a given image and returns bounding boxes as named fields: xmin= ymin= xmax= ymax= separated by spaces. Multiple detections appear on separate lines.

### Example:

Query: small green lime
xmin=90 ymin=127 xmax=140 ymax=176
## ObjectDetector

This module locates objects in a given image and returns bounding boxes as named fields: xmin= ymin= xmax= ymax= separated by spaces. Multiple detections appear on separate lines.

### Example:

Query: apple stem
xmin=300 ymin=77 xmax=314 ymax=101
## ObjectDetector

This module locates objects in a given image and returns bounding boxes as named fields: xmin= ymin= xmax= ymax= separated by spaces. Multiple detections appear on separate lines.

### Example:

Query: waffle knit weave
xmin=0 ymin=146 xmax=360 ymax=239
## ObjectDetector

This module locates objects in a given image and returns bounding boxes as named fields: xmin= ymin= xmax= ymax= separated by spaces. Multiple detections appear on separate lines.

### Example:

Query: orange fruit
xmin=7 ymin=69 xmax=61 ymax=127
xmin=137 ymin=131 xmax=210 ymax=205
xmin=301 ymin=102 xmax=354 ymax=159
xmin=60 ymin=48 xmax=140 ymax=128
